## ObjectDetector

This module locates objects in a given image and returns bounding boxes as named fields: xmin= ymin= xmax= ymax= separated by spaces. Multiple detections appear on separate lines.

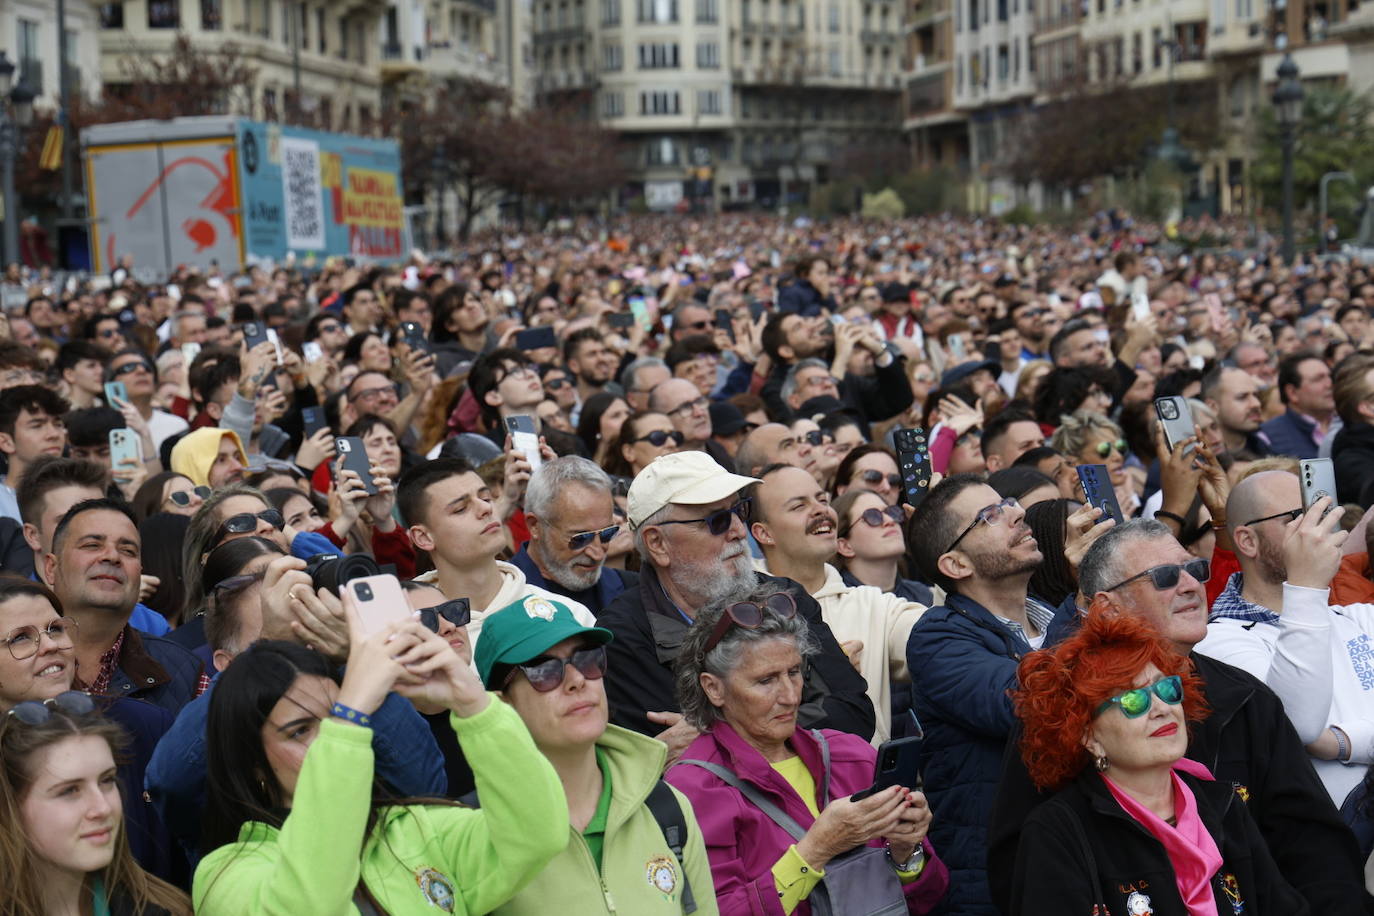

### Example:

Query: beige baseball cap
xmin=627 ymin=451 xmax=760 ymax=529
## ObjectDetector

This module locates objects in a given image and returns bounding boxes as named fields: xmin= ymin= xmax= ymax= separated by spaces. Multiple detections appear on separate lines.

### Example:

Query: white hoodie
xmin=811 ymin=564 xmax=926 ymax=745
xmin=415 ymin=560 xmax=596 ymax=666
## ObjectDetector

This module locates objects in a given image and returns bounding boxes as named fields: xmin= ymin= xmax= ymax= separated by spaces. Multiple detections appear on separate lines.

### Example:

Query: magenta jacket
xmin=666 ymin=721 xmax=950 ymax=916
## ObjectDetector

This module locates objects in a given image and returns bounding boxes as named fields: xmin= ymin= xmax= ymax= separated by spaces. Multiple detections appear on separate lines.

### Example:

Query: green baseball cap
xmin=475 ymin=594 xmax=614 ymax=689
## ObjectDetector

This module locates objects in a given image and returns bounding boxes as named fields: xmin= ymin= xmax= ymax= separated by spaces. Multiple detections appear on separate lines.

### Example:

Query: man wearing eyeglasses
xmin=107 ymin=350 xmax=188 ymax=453
xmin=902 ymin=474 xmax=1064 ymax=915
xmin=512 ymin=457 xmax=638 ymax=617
xmin=598 ymin=451 xmax=875 ymax=760
xmin=750 ymin=464 xmax=924 ymax=744
xmin=988 ymin=517 xmax=1371 ymax=915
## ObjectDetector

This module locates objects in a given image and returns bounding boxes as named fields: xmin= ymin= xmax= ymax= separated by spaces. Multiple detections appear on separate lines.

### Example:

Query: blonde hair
xmin=1049 ymin=410 xmax=1123 ymax=457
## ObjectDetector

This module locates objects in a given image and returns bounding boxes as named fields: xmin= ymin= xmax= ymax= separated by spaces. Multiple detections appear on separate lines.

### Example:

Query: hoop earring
xmin=1094 ymin=755 xmax=1110 ymax=773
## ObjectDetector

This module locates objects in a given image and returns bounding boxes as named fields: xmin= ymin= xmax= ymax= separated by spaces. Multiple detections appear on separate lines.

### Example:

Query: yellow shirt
xmin=769 ymin=755 xmax=824 ymax=914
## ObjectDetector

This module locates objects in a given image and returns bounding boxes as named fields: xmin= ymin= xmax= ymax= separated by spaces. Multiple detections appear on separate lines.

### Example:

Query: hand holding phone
xmin=1154 ymin=397 xmax=1195 ymax=458
xmin=1299 ymin=458 xmax=1338 ymax=514
xmin=342 ymin=573 xmax=411 ymax=639
xmin=850 ymin=733 xmax=923 ymax=802
xmin=506 ymin=415 xmax=543 ymax=474
xmin=335 ymin=436 xmax=379 ymax=495
xmin=103 ymin=381 xmax=128 ymax=408
xmin=893 ymin=428 xmax=931 ymax=508
xmin=1077 ymin=464 xmax=1124 ymax=525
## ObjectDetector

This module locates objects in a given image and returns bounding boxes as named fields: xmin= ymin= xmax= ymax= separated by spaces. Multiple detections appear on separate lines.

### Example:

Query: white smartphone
xmin=1131 ymin=289 xmax=1151 ymax=322
xmin=1299 ymin=458 xmax=1338 ymax=514
xmin=302 ymin=341 xmax=324 ymax=363
xmin=343 ymin=573 xmax=411 ymax=639
xmin=505 ymin=415 xmax=543 ymax=474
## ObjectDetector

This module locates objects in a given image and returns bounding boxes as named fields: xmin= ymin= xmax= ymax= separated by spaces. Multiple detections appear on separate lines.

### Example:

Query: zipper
xmin=572 ymin=831 xmax=616 ymax=913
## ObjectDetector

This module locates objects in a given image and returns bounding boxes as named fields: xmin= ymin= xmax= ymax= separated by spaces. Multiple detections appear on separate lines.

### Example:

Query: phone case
xmin=893 ymin=428 xmax=931 ymax=508
xmin=302 ymin=341 xmax=324 ymax=363
xmin=108 ymin=428 xmax=141 ymax=469
xmin=104 ymin=381 xmax=127 ymax=406
xmin=402 ymin=322 xmax=430 ymax=354
xmin=850 ymin=734 xmax=924 ymax=801
xmin=1153 ymin=397 xmax=1195 ymax=455
xmin=243 ymin=322 xmax=270 ymax=351
xmin=344 ymin=574 xmax=410 ymax=639
xmin=506 ymin=416 xmax=543 ymax=474
xmin=335 ymin=436 xmax=378 ymax=495
xmin=302 ymin=406 xmax=328 ymax=438
xmin=1299 ymin=458 xmax=1338 ymax=510
xmin=1077 ymin=464 xmax=1124 ymax=525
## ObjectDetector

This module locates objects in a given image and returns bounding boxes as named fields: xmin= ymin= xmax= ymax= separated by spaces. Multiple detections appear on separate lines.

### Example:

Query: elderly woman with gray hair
xmin=665 ymin=585 xmax=948 ymax=915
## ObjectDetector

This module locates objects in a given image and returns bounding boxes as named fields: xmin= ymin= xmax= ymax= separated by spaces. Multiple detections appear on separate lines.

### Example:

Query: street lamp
xmin=1273 ymin=53 xmax=1304 ymax=263
xmin=0 ymin=52 xmax=35 ymax=270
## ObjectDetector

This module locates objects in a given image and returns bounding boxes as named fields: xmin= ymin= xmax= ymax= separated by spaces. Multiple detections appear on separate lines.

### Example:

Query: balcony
xmin=1209 ymin=20 xmax=1265 ymax=55
xmin=861 ymin=29 xmax=903 ymax=44
xmin=738 ymin=20 xmax=805 ymax=37
xmin=426 ymin=41 xmax=506 ymax=84
xmin=534 ymin=69 xmax=600 ymax=92
xmin=454 ymin=0 xmax=498 ymax=11
xmin=533 ymin=22 xmax=590 ymax=43
xmin=907 ymin=0 xmax=951 ymax=29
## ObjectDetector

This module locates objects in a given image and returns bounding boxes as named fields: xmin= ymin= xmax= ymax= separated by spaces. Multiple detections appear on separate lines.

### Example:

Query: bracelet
xmin=884 ymin=841 xmax=925 ymax=873
xmin=1154 ymin=510 xmax=1187 ymax=527
xmin=1332 ymin=726 xmax=1349 ymax=762
xmin=1210 ymin=518 xmax=1229 ymax=530
xmin=330 ymin=702 xmax=373 ymax=729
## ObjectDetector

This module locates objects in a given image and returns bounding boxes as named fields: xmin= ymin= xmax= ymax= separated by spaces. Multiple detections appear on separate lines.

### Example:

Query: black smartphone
xmin=242 ymin=321 xmax=271 ymax=352
xmin=515 ymin=326 xmax=557 ymax=352
xmin=302 ymin=406 xmax=328 ymax=438
xmin=606 ymin=311 xmax=636 ymax=330
xmin=850 ymin=733 xmax=924 ymax=801
xmin=400 ymin=321 xmax=430 ymax=355
xmin=335 ymin=436 xmax=378 ymax=495
xmin=1077 ymin=464 xmax=1124 ymax=525
xmin=714 ymin=309 xmax=735 ymax=343
xmin=893 ymin=428 xmax=932 ymax=509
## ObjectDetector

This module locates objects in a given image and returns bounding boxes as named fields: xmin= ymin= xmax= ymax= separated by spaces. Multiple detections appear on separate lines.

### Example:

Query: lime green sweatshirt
xmin=192 ymin=697 xmax=568 ymax=915
xmin=491 ymin=725 xmax=719 ymax=916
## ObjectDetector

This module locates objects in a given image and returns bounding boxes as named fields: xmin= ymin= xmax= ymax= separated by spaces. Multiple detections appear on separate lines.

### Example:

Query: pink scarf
xmin=1103 ymin=758 xmax=1223 ymax=916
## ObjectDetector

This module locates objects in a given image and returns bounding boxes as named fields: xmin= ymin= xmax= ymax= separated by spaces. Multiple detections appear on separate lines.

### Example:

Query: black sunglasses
xmin=544 ymin=377 xmax=572 ymax=390
xmin=858 ymin=469 xmax=902 ymax=488
xmin=111 ymin=360 xmax=152 ymax=377
xmin=212 ymin=508 xmax=285 ymax=547
xmin=169 ymin=485 xmax=212 ymax=507
xmin=704 ymin=592 xmax=798 ymax=654
xmin=419 ymin=598 xmax=471 ymax=633
xmin=1104 ymin=558 xmax=1211 ymax=592
xmin=632 ymin=430 xmax=685 ymax=447
xmin=503 ymin=645 xmax=609 ymax=693
xmin=566 ymin=525 xmax=621 ymax=550
xmin=843 ymin=504 xmax=906 ymax=536
xmin=655 ymin=497 xmax=752 ymax=536
xmin=802 ymin=430 xmax=834 ymax=447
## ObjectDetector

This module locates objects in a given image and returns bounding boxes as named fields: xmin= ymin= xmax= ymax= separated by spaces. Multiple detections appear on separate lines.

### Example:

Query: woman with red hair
xmin=1009 ymin=605 xmax=1310 ymax=916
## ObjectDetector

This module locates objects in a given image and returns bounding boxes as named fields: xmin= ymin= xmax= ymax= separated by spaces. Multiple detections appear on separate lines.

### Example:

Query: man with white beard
xmin=598 ymin=450 xmax=875 ymax=763
xmin=510 ymin=456 xmax=638 ymax=617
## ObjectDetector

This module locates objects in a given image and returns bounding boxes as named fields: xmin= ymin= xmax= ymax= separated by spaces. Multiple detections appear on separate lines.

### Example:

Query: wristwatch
xmin=886 ymin=842 xmax=926 ymax=873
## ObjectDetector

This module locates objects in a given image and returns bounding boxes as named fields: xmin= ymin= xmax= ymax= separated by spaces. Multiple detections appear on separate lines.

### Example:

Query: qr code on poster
xmin=280 ymin=138 xmax=324 ymax=249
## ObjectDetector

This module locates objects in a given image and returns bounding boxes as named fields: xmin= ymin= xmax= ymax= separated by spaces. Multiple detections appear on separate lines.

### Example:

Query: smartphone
xmin=242 ymin=321 xmax=271 ymax=352
xmin=181 ymin=342 xmax=201 ymax=364
xmin=1131 ymin=288 xmax=1151 ymax=322
xmin=629 ymin=296 xmax=652 ymax=331
xmin=266 ymin=327 xmax=284 ymax=362
xmin=302 ymin=405 xmax=328 ymax=438
xmin=948 ymin=335 xmax=967 ymax=363
xmin=400 ymin=321 xmax=430 ymax=355
xmin=850 ymin=733 xmax=924 ymax=801
xmin=748 ymin=300 xmax=766 ymax=322
xmin=1153 ymin=396 xmax=1195 ymax=457
xmin=893 ymin=428 xmax=932 ymax=509
xmin=1299 ymin=458 xmax=1338 ymax=513
xmin=259 ymin=423 xmax=291 ymax=459
xmin=1077 ymin=464 xmax=1124 ymax=525
xmin=108 ymin=428 xmax=141 ymax=469
xmin=103 ymin=381 xmax=127 ymax=407
xmin=714 ymin=308 xmax=735 ymax=343
xmin=343 ymin=573 xmax=411 ymax=639
xmin=1204 ymin=293 xmax=1227 ymax=334
xmin=827 ymin=313 xmax=845 ymax=327
xmin=505 ymin=415 xmax=543 ymax=474
xmin=606 ymin=311 xmax=636 ymax=330
xmin=302 ymin=341 xmax=324 ymax=363
xmin=515 ymin=326 xmax=557 ymax=352
xmin=335 ymin=436 xmax=379 ymax=495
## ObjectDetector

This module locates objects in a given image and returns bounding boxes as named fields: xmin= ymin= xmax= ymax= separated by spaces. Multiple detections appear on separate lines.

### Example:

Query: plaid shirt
xmin=1208 ymin=571 xmax=1280 ymax=626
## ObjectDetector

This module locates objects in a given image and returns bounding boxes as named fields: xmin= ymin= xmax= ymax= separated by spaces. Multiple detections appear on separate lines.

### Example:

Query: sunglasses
xmin=544 ymin=377 xmax=572 ymax=390
xmin=6 ymin=691 xmax=96 ymax=728
xmin=419 ymin=598 xmax=471 ymax=633
xmin=1094 ymin=439 xmax=1129 ymax=458
xmin=168 ymin=485 xmax=212 ymax=507
xmin=503 ymin=645 xmax=609 ymax=693
xmin=111 ymin=360 xmax=152 ymax=377
xmin=801 ymin=430 xmax=834 ymax=447
xmin=1104 ymin=557 xmax=1210 ymax=592
xmin=681 ymin=320 xmax=711 ymax=331
xmin=844 ymin=505 xmax=906 ymax=536
xmin=1240 ymin=507 xmax=1302 ymax=527
xmin=565 ymin=525 xmax=621 ymax=550
xmin=1 ymin=618 xmax=79 ymax=661
xmin=212 ymin=508 xmax=285 ymax=547
xmin=858 ymin=469 xmax=902 ymax=488
xmin=703 ymin=592 xmax=798 ymax=654
xmin=655 ymin=498 xmax=752 ymax=536
xmin=632 ymin=430 xmax=685 ymax=447
xmin=1095 ymin=675 xmax=1184 ymax=719
xmin=945 ymin=496 xmax=1020 ymax=554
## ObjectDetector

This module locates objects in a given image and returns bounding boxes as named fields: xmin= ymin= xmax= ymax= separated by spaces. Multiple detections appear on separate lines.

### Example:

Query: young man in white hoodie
xmin=749 ymin=462 xmax=925 ymax=743
xmin=397 ymin=457 xmax=595 ymax=648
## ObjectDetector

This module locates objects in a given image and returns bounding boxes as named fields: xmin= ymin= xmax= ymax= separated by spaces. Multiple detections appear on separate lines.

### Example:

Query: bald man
xmin=733 ymin=422 xmax=819 ymax=481
xmin=1197 ymin=468 xmax=1374 ymax=810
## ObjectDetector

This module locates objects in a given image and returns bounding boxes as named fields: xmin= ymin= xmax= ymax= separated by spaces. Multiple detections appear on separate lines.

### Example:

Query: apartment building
xmin=903 ymin=0 xmax=968 ymax=170
xmin=380 ymin=0 xmax=509 ymax=99
xmin=0 ymin=0 xmax=102 ymax=108
xmin=97 ymin=0 xmax=387 ymax=133
xmin=526 ymin=0 xmax=905 ymax=209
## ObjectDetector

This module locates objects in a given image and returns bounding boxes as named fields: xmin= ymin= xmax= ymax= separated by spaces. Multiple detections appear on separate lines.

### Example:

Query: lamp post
xmin=1273 ymin=53 xmax=1304 ymax=263
xmin=0 ymin=53 xmax=35 ymax=270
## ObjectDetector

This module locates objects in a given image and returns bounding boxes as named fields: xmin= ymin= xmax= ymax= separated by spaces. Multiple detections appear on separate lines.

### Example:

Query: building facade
xmin=0 ymin=0 xmax=102 ymax=108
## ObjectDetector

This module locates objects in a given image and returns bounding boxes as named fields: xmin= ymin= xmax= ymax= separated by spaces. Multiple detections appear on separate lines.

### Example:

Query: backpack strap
xmin=645 ymin=779 xmax=698 ymax=914
xmin=675 ymin=758 xmax=808 ymax=841
xmin=810 ymin=729 xmax=833 ymax=806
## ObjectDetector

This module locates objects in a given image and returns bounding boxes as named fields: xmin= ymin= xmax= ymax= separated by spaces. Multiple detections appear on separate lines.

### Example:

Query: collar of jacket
xmin=1074 ymin=761 xmax=1235 ymax=841
xmin=636 ymin=565 xmax=693 ymax=665
xmin=1184 ymin=653 xmax=1253 ymax=770
xmin=597 ymin=724 xmax=674 ymax=832
xmin=702 ymin=719 xmax=834 ymax=807
xmin=942 ymin=591 xmax=1034 ymax=658
xmin=110 ymin=625 xmax=172 ymax=695
xmin=509 ymin=545 xmax=624 ymax=609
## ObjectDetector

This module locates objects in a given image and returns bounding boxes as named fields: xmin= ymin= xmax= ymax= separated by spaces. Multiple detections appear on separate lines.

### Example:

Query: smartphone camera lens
xmin=1160 ymin=402 xmax=1178 ymax=420
xmin=355 ymin=582 xmax=374 ymax=602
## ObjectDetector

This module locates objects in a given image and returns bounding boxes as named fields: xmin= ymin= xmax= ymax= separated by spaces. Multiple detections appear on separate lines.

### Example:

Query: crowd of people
xmin=2 ymin=210 xmax=1374 ymax=914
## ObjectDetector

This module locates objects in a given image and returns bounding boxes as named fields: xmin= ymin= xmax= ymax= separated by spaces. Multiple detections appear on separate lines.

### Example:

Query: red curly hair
xmin=1014 ymin=599 xmax=1209 ymax=791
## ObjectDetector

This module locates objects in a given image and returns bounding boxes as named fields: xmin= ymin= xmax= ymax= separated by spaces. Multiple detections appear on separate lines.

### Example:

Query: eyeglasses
xmin=1240 ymin=508 xmax=1302 ymax=528
xmin=1103 ymin=557 xmax=1211 ymax=592
xmin=111 ymin=360 xmax=151 ymax=377
xmin=632 ymin=430 xmax=685 ymax=447
xmin=168 ymin=485 xmax=212 ymax=507
xmin=6 ymin=691 xmax=96 ymax=728
xmin=666 ymin=396 xmax=709 ymax=417
xmin=681 ymin=320 xmax=711 ymax=331
xmin=654 ymin=498 xmax=752 ymax=537
xmin=1094 ymin=439 xmax=1130 ymax=458
xmin=212 ymin=509 xmax=285 ymax=547
xmin=703 ymin=592 xmax=798 ymax=655
xmin=353 ymin=383 xmax=399 ymax=402
xmin=544 ymin=377 xmax=572 ymax=390
xmin=1095 ymin=675 xmax=1184 ymax=719
xmin=843 ymin=505 xmax=906 ymax=536
xmin=858 ymin=469 xmax=902 ymax=489
xmin=945 ymin=497 xmax=1020 ymax=554
xmin=418 ymin=598 xmax=472 ymax=633
xmin=498 ymin=364 xmax=538 ymax=383
xmin=1 ymin=618 xmax=79 ymax=660
xmin=503 ymin=645 xmax=609 ymax=693
xmin=801 ymin=430 xmax=834 ymax=447
xmin=563 ymin=525 xmax=621 ymax=550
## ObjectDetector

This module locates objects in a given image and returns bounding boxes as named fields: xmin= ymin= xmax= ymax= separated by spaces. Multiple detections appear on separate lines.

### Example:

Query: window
xmin=639 ymin=90 xmax=682 ymax=114
xmin=202 ymin=0 xmax=222 ymax=30
xmin=18 ymin=20 xmax=42 ymax=93
xmin=602 ymin=0 xmax=621 ymax=24
xmin=697 ymin=88 xmax=722 ymax=113
xmin=696 ymin=40 xmax=719 ymax=67
xmin=828 ymin=3 xmax=840 ymax=30
xmin=147 ymin=0 xmax=179 ymax=27
xmin=829 ymin=48 xmax=841 ymax=74
xmin=341 ymin=15 xmax=351 ymax=58
xmin=969 ymin=0 xmax=978 ymax=31
xmin=638 ymin=0 xmax=679 ymax=22
xmin=638 ymin=43 xmax=680 ymax=67
xmin=99 ymin=4 xmax=124 ymax=28
xmin=603 ymin=91 xmax=625 ymax=116
xmin=299 ymin=3 xmax=309 ymax=49
xmin=316 ymin=8 xmax=326 ymax=52
xmin=646 ymin=137 xmax=679 ymax=165
xmin=603 ymin=43 xmax=622 ymax=69
xmin=697 ymin=0 xmax=718 ymax=21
